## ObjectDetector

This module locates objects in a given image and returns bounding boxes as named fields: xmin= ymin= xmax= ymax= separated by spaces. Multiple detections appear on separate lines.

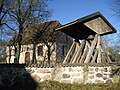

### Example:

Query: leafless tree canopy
xmin=0 ymin=0 xmax=52 ymax=63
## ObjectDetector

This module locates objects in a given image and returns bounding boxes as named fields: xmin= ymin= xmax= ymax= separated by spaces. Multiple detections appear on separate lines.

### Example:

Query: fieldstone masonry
xmin=0 ymin=63 xmax=119 ymax=87
xmin=25 ymin=63 xmax=120 ymax=84
xmin=26 ymin=67 xmax=54 ymax=82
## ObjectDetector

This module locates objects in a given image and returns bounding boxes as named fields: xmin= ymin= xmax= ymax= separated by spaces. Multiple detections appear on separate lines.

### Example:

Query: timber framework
xmin=55 ymin=12 xmax=117 ymax=64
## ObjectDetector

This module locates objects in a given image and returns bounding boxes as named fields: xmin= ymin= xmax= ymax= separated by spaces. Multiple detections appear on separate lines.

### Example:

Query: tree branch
xmin=1 ymin=22 xmax=16 ymax=32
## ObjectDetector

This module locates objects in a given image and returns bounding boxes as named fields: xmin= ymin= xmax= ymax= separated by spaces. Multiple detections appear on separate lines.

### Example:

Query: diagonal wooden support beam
xmin=100 ymin=37 xmax=112 ymax=63
xmin=101 ymin=53 xmax=107 ymax=63
xmin=63 ymin=41 xmax=76 ymax=64
xmin=72 ymin=40 xmax=86 ymax=63
xmin=76 ymin=40 xmax=86 ymax=63
xmin=71 ymin=43 xmax=80 ymax=63
xmin=84 ymin=34 xmax=98 ymax=63
xmin=91 ymin=49 xmax=98 ymax=63
xmin=70 ymin=43 xmax=80 ymax=63
xmin=79 ymin=42 xmax=88 ymax=63
xmin=86 ymin=40 xmax=91 ymax=49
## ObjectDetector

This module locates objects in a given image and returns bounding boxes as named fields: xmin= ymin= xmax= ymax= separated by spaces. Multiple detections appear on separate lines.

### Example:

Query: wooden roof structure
xmin=55 ymin=12 xmax=116 ymax=40
xmin=55 ymin=12 xmax=117 ymax=64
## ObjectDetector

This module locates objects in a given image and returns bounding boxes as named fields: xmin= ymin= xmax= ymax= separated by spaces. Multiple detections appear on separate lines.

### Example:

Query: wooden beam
xmin=86 ymin=40 xmax=91 ymax=48
xmin=97 ymin=50 xmax=102 ymax=63
xmin=63 ymin=41 xmax=76 ymax=64
xmin=101 ymin=53 xmax=107 ymax=63
xmin=91 ymin=49 xmax=98 ymax=63
xmin=100 ymin=37 xmax=112 ymax=63
xmin=84 ymin=34 xmax=98 ymax=63
xmin=79 ymin=43 xmax=88 ymax=63
xmin=96 ymin=35 xmax=102 ymax=63
xmin=105 ymin=52 xmax=112 ymax=63
xmin=76 ymin=40 xmax=86 ymax=63
xmin=71 ymin=43 xmax=80 ymax=63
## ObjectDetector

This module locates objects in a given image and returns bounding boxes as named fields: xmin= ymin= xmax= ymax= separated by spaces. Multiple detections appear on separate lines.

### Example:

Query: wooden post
xmin=96 ymin=35 xmax=102 ymax=63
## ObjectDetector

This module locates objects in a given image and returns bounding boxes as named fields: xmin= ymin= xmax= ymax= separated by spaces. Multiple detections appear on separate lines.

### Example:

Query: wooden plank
xmin=100 ymin=37 xmax=112 ymax=63
xmin=84 ymin=17 xmax=113 ymax=35
xmin=79 ymin=44 xmax=88 ymax=63
xmin=96 ymin=35 xmax=100 ymax=48
xmin=86 ymin=40 xmax=91 ymax=48
xmin=76 ymin=40 xmax=86 ymax=63
xmin=71 ymin=43 xmax=81 ymax=63
xmin=84 ymin=34 xmax=98 ymax=63
xmin=96 ymin=35 xmax=102 ymax=63
xmin=86 ymin=40 xmax=95 ymax=60
xmin=101 ymin=53 xmax=107 ymax=63
xmin=91 ymin=49 xmax=98 ymax=63
xmin=105 ymin=52 xmax=112 ymax=63
xmin=63 ymin=41 xmax=76 ymax=64
xmin=68 ymin=42 xmax=77 ymax=63
xmin=97 ymin=49 xmax=102 ymax=63
xmin=70 ymin=43 xmax=80 ymax=63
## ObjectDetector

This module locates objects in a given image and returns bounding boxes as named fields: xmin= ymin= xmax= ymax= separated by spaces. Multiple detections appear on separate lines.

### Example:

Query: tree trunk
xmin=8 ymin=46 xmax=11 ymax=63
xmin=15 ymin=39 xmax=21 ymax=64
xmin=47 ymin=45 xmax=51 ymax=65
xmin=32 ymin=43 xmax=36 ymax=64
xmin=14 ymin=0 xmax=24 ymax=64
xmin=15 ymin=25 xmax=23 ymax=63
xmin=0 ymin=0 xmax=4 ymax=14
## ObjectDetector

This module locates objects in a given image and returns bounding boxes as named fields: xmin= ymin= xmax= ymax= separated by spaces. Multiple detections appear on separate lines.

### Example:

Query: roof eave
xmin=55 ymin=12 xmax=117 ymax=34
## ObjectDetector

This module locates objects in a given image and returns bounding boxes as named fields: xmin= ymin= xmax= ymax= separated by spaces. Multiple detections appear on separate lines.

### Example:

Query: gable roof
xmin=55 ymin=12 xmax=117 ymax=40
xmin=7 ymin=20 xmax=61 ymax=46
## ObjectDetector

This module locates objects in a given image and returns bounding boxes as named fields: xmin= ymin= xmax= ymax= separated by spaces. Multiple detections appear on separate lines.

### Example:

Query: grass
xmin=1 ymin=80 xmax=120 ymax=90
xmin=36 ymin=80 xmax=120 ymax=90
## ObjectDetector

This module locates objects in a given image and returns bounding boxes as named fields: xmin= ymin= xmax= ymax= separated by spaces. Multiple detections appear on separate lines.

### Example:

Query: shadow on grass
xmin=0 ymin=64 xmax=37 ymax=90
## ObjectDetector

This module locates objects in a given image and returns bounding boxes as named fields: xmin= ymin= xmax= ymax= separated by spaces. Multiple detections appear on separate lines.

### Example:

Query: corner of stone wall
xmin=110 ymin=65 xmax=120 ymax=83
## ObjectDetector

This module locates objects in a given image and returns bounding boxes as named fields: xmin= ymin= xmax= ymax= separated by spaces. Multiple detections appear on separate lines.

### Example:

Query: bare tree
xmin=0 ymin=0 xmax=5 ymax=25
xmin=105 ymin=0 xmax=120 ymax=62
xmin=4 ymin=0 xmax=52 ymax=63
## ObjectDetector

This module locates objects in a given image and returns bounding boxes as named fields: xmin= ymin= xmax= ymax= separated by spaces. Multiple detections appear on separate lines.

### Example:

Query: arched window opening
xmin=25 ymin=52 xmax=30 ymax=64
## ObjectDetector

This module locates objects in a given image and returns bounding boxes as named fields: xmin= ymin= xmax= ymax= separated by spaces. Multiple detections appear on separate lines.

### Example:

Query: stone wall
xmin=26 ymin=67 xmax=54 ymax=82
xmin=87 ymin=66 xmax=112 ymax=83
xmin=0 ymin=63 xmax=119 ymax=87
xmin=26 ymin=63 xmax=120 ymax=84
